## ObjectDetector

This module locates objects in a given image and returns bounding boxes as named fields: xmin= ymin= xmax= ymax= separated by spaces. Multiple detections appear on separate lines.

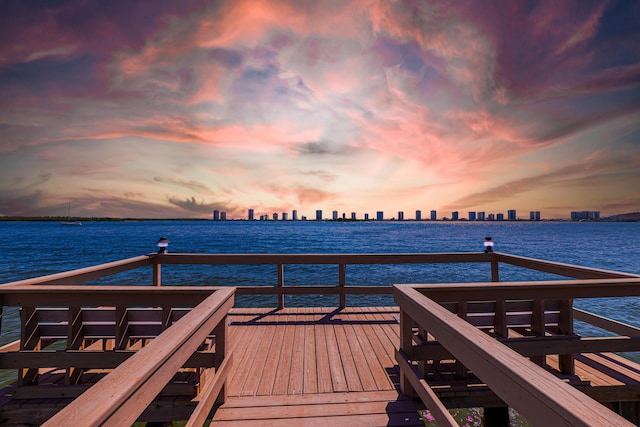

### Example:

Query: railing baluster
xmin=339 ymin=263 xmax=346 ymax=308
xmin=277 ymin=264 xmax=285 ymax=309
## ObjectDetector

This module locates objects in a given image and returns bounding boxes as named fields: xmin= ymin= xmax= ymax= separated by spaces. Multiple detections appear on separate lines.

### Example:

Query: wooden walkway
xmin=214 ymin=307 xmax=425 ymax=426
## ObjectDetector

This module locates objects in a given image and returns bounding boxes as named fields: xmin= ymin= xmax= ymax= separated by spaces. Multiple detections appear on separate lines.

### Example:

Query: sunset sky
xmin=1 ymin=0 xmax=639 ymax=219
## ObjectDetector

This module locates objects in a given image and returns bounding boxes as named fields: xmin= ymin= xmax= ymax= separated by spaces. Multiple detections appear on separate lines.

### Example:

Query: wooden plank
xmin=227 ymin=320 xmax=264 ymax=396
xmin=302 ymin=307 xmax=318 ymax=394
xmin=332 ymin=315 xmax=363 ymax=391
xmin=272 ymin=309 xmax=296 ymax=395
xmin=349 ymin=308 xmax=392 ymax=390
xmin=314 ymin=317 xmax=333 ymax=393
xmin=287 ymin=308 xmax=305 ymax=394
xmin=256 ymin=310 xmax=287 ymax=395
xmin=342 ymin=311 xmax=378 ymax=391
xmin=211 ymin=412 xmax=425 ymax=427
xmin=325 ymin=316 xmax=348 ymax=392
xmin=219 ymin=390 xmax=410 ymax=407
xmin=240 ymin=317 xmax=275 ymax=396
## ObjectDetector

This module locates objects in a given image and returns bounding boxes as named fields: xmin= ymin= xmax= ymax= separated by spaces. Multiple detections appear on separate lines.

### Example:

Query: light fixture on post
xmin=484 ymin=236 xmax=494 ymax=253
xmin=157 ymin=237 xmax=170 ymax=254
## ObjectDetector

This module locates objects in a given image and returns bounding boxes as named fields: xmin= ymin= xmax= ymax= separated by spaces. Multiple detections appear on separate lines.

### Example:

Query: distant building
xmin=351 ymin=212 xmax=356 ymax=220
xmin=571 ymin=211 xmax=600 ymax=220
xmin=316 ymin=210 xmax=323 ymax=221
xmin=415 ymin=210 xmax=422 ymax=221
xmin=376 ymin=211 xmax=384 ymax=221
xmin=430 ymin=210 xmax=437 ymax=221
xmin=220 ymin=212 xmax=227 ymax=220
xmin=530 ymin=211 xmax=541 ymax=221
xmin=248 ymin=209 xmax=254 ymax=221
xmin=452 ymin=211 xmax=459 ymax=220
xmin=398 ymin=211 xmax=404 ymax=221
xmin=487 ymin=213 xmax=495 ymax=221
xmin=282 ymin=212 xmax=288 ymax=221
xmin=364 ymin=213 xmax=369 ymax=220
xmin=332 ymin=210 xmax=338 ymax=220
xmin=213 ymin=210 xmax=220 ymax=221
xmin=497 ymin=213 xmax=504 ymax=221
xmin=508 ymin=209 xmax=517 ymax=220
xmin=273 ymin=213 xmax=278 ymax=220
xmin=477 ymin=211 xmax=485 ymax=221
xmin=468 ymin=211 xmax=476 ymax=221
xmin=292 ymin=210 xmax=298 ymax=221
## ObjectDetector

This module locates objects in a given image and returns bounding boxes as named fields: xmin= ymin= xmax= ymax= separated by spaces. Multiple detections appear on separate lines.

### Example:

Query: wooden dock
xmin=214 ymin=307 xmax=424 ymax=426
xmin=1 ymin=251 xmax=640 ymax=425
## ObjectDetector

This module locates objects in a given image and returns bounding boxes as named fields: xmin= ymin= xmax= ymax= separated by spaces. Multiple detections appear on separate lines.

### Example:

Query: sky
xmin=0 ymin=0 xmax=639 ymax=220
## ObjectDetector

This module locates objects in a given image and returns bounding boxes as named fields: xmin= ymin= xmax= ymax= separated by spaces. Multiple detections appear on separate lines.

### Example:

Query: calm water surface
xmin=1 ymin=220 xmax=639 ymax=356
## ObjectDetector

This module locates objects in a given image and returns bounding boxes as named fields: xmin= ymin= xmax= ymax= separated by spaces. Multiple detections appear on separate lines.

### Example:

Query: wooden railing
xmin=394 ymin=279 xmax=640 ymax=427
xmin=0 ymin=284 xmax=234 ymax=425
xmin=2 ymin=251 xmax=640 ymax=424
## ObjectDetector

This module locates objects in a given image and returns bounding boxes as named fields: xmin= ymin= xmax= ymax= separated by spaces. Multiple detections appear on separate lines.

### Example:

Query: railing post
xmin=277 ymin=264 xmax=285 ymax=309
xmin=339 ymin=264 xmax=346 ymax=309
xmin=558 ymin=298 xmax=575 ymax=374
xmin=399 ymin=309 xmax=416 ymax=397
xmin=491 ymin=254 xmax=499 ymax=282
xmin=19 ymin=306 xmax=39 ymax=385
xmin=153 ymin=262 xmax=161 ymax=286
xmin=214 ymin=314 xmax=228 ymax=405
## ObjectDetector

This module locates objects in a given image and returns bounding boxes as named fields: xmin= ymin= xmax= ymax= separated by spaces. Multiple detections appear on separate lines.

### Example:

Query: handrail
xmin=394 ymin=285 xmax=634 ymax=427
xmin=150 ymin=252 xmax=493 ymax=265
xmin=404 ymin=277 xmax=640 ymax=301
xmin=42 ymin=287 xmax=234 ymax=426
xmin=0 ymin=255 xmax=152 ymax=287
xmin=496 ymin=253 xmax=640 ymax=279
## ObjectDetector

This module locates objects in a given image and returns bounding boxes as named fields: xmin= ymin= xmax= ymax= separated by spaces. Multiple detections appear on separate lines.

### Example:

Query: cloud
xmin=153 ymin=177 xmax=213 ymax=195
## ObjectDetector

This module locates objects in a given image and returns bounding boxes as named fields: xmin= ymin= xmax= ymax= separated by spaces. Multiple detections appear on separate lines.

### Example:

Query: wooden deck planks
xmin=226 ymin=307 xmax=400 ymax=397
xmin=211 ymin=390 xmax=424 ymax=427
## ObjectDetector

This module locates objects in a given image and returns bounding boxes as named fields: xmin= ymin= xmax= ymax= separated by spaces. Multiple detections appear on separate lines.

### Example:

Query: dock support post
xmin=484 ymin=406 xmax=510 ymax=427
xmin=277 ymin=264 xmax=285 ymax=309
xmin=339 ymin=264 xmax=346 ymax=309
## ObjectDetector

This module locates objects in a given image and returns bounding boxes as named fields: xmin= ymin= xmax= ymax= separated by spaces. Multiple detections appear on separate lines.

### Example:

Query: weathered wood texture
xmin=225 ymin=307 xmax=400 ymax=397
xmin=395 ymin=285 xmax=637 ymax=427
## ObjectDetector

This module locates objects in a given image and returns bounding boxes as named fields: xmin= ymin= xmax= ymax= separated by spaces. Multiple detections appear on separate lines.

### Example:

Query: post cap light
xmin=484 ymin=236 xmax=494 ymax=253
xmin=157 ymin=237 xmax=170 ymax=253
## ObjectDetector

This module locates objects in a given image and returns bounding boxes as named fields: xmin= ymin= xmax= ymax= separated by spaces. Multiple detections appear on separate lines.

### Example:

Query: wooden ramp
xmin=215 ymin=307 xmax=425 ymax=426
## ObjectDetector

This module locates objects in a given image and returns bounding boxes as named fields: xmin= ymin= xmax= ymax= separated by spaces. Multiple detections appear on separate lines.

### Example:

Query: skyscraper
xmin=468 ymin=211 xmax=476 ymax=221
xmin=220 ymin=212 xmax=226 ymax=220
xmin=398 ymin=211 xmax=404 ymax=221
xmin=248 ymin=209 xmax=254 ymax=221
xmin=292 ymin=210 xmax=298 ymax=221
xmin=332 ymin=210 xmax=338 ymax=220
xmin=351 ymin=212 xmax=356 ymax=220
xmin=213 ymin=210 xmax=219 ymax=221
xmin=376 ymin=211 xmax=384 ymax=221
xmin=282 ymin=212 xmax=288 ymax=221
xmin=430 ymin=210 xmax=437 ymax=221
xmin=477 ymin=211 xmax=485 ymax=221
xmin=508 ymin=209 xmax=517 ymax=220
xmin=415 ymin=210 xmax=422 ymax=221
xmin=452 ymin=211 xmax=459 ymax=220
xmin=316 ymin=210 xmax=322 ymax=221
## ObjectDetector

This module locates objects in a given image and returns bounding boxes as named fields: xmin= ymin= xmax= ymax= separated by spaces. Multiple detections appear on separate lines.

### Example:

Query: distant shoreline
xmin=1 ymin=216 xmax=638 ymax=223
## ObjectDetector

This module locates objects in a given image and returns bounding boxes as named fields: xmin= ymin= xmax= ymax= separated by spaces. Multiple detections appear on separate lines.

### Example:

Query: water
xmin=1 ymin=220 xmax=639 ymax=347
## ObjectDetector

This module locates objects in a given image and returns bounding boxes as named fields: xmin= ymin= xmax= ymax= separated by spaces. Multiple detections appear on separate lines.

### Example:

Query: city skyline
xmin=1 ymin=1 xmax=639 ymax=219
